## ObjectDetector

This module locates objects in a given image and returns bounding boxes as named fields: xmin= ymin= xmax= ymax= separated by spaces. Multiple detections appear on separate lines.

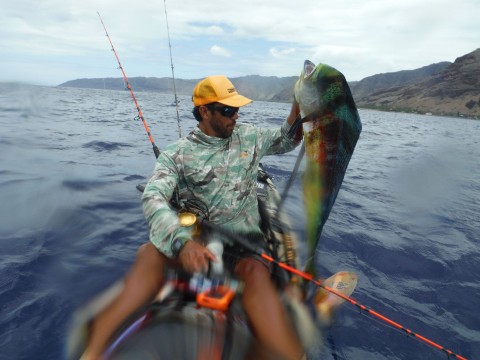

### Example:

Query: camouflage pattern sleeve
xmin=142 ymin=149 xmax=192 ymax=258
xmin=257 ymin=120 xmax=301 ymax=157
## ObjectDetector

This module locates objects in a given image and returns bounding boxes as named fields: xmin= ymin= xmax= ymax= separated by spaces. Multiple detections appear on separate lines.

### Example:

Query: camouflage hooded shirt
xmin=142 ymin=120 xmax=300 ymax=258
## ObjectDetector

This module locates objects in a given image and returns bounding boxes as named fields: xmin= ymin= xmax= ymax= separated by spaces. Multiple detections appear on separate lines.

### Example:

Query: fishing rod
xmin=97 ymin=11 xmax=160 ymax=159
xmin=163 ymin=0 xmax=182 ymax=138
xmin=201 ymin=219 xmax=468 ymax=360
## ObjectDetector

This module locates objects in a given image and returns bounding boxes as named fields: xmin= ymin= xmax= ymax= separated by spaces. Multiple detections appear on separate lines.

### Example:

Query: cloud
xmin=270 ymin=47 xmax=296 ymax=59
xmin=205 ymin=25 xmax=224 ymax=36
xmin=210 ymin=45 xmax=231 ymax=58
xmin=0 ymin=0 xmax=478 ymax=85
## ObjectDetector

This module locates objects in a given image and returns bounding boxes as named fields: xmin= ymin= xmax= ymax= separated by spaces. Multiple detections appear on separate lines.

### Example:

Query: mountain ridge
xmin=353 ymin=49 xmax=480 ymax=118
xmin=59 ymin=48 xmax=480 ymax=119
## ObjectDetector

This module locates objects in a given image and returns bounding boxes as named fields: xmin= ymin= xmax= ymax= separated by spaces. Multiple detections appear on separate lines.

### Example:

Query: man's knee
xmin=131 ymin=242 xmax=166 ymax=283
xmin=137 ymin=242 xmax=157 ymax=257
xmin=136 ymin=242 xmax=165 ymax=264
xmin=235 ymin=257 xmax=270 ymax=284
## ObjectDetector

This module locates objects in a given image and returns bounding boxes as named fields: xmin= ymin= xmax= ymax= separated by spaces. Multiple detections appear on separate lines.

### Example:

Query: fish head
xmin=295 ymin=60 xmax=350 ymax=120
xmin=294 ymin=60 xmax=320 ymax=117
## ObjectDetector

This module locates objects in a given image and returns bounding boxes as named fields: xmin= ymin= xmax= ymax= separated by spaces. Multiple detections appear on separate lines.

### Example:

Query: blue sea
xmin=1 ymin=83 xmax=479 ymax=360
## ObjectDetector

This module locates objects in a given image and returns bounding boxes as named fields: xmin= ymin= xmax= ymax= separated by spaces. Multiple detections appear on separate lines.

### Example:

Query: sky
xmin=1 ymin=0 xmax=479 ymax=86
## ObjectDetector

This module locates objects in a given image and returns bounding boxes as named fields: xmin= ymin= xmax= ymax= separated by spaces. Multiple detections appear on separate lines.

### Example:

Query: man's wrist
xmin=171 ymin=238 xmax=190 ymax=257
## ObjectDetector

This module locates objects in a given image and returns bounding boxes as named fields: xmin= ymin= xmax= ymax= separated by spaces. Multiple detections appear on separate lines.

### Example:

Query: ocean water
xmin=0 ymin=83 xmax=478 ymax=360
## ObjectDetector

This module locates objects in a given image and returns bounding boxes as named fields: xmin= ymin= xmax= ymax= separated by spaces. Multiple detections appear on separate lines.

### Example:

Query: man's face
xmin=203 ymin=104 xmax=239 ymax=139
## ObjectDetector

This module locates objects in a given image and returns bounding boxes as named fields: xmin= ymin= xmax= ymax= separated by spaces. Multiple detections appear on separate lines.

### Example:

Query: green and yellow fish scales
xmin=293 ymin=60 xmax=362 ymax=273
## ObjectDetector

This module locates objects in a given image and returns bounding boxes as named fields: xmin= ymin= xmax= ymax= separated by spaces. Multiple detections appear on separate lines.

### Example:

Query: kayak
xmin=101 ymin=271 xmax=357 ymax=360
xmin=103 ymin=273 xmax=260 ymax=360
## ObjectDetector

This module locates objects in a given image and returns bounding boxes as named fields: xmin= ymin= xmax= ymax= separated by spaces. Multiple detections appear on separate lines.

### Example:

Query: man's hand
xmin=178 ymin=240 xmax=216 ymax=273
xmin=287 ymin=99 xmax=300 ymax=125
xmin=287 ymin=99 xmax=303 ymax=141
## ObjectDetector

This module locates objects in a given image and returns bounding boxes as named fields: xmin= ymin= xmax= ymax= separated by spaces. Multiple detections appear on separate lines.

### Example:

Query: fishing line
xmin=97 ymin=11 xmax=160 ymax=158
xmin=200 ymin=219 xmax=468 ymax=360
xmin=163 ymin=0 xmax=182 ymax=138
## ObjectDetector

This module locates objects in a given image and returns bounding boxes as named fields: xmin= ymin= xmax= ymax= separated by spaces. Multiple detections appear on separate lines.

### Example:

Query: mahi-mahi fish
xmin=290 ymin=60 xmax=362 ymax=274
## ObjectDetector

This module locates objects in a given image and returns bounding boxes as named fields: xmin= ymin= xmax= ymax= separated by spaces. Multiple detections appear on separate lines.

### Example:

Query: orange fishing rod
xmin=97 ymin=12 xmax=160 ymax=158
xmin=201 ymin=220 xmax=468 ymax=360
xmin=261 ymin=253 xmax=467 ymax=360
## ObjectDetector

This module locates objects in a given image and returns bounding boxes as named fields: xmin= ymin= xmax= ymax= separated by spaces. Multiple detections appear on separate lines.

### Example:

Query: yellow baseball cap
xmin=192 ymin=75 xmax=252 ymax=107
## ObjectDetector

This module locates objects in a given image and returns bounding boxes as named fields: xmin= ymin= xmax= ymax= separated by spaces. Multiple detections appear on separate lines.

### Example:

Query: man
xmin=83 ymin=75 xmax=304 ymax=360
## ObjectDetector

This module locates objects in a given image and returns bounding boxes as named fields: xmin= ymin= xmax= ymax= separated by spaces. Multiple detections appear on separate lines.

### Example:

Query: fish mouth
xmin=303 ymin=60 xmax=316 ymax=79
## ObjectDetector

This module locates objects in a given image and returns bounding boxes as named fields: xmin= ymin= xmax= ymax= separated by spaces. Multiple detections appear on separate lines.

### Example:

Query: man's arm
xmin=287 ymin=99 xmax=301 ymax=126
xmin=287 ymin=99 xmax=303 ymax=142
xmin=259 ymin=98 xmax=303 ymax=156
xmin=142 ymin=152 xmax=192 ymax=258
xmin=142 ymin=151 xmax=215 ymax=271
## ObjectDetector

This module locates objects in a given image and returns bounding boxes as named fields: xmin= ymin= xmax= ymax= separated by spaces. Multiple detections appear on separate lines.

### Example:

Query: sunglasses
xmin=207 ymin=104 xmax=239 ymax=118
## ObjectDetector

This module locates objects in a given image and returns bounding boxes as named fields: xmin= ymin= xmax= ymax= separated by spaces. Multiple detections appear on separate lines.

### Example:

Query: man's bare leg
xmin=82 ymin=243 xmax=166 ymax=360
xmin=235 ymin=257 xmax=303 ymax=360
